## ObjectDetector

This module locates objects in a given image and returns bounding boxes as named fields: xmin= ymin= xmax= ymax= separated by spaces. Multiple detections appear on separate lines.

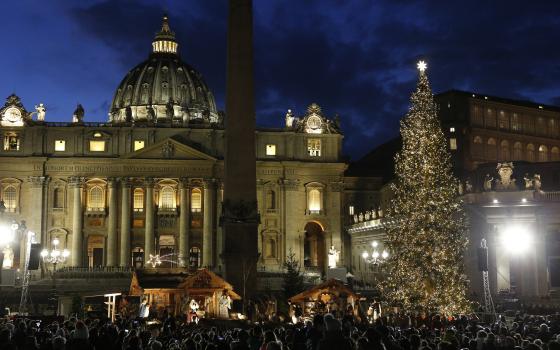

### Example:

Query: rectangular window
xmin=349 ymin=205 xmax=354 ymax=215
xmin=265 ymin=144 xmax=276 ymax=156
xmin=449 ymin=127 xmax=455 ymax=133
xmin=54 ymin=140 xmax=66 ymax=152
xmin=191 ymin=189 xmax=202 ymax=213
xmin=134 ymin=140 xmax=145 ymax=151
xmin=89 ymin=140 xmax=106 ymax=152
xmin=133 ymin=189 xmax=144 ymax=212
xmin=3 ymin=133 xmax=20 ymax=151
xmin=450 ymin=138 xmax=457 ymax=150
xmin=308 ymin=139 xmax=321 ymax=157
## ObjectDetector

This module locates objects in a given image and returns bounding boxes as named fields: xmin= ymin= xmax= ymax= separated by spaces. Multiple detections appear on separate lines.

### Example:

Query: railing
xmin=535 ymin=191 xmax=560 ymax=202
xmin=54 ymin=266 xmax=133 ymax=279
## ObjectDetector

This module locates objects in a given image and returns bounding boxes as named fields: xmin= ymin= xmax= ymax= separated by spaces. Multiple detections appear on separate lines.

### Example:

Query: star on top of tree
xmin=417 ymin=60 xmax=427 ymax=72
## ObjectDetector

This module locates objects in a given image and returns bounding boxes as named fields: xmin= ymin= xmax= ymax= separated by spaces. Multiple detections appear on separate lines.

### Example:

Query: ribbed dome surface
xmin=109 ymin=16 xmax=219 ymax=124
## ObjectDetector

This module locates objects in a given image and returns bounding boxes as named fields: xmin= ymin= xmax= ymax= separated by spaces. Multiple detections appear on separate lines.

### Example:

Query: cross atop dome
xmin=152 ymin=14 xmax=178 ymax=54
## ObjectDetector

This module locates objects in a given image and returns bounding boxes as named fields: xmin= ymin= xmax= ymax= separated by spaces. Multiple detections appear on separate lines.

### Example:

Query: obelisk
xmin=222 ymin=0 xmax=259 ymax=301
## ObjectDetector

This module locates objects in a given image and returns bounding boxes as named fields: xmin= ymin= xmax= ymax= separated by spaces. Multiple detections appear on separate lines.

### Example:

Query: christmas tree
xmin=382 ymin=61 xmax=470 ymax=315
xmin=282 ymin=249 xmax=305 ymax=300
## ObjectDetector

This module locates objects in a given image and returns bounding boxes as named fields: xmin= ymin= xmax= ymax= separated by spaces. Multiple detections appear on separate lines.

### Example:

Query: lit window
xmin=89 ymin=140 xmax=106 ymax=152
xmin=133 ymin=188 xmax=144 ymax=212
xmin=266 ymin=144 xmax=276 ymax=156
xmin=134 ymin=140 xmax=145 ymax=151
xmin=308 ymin=189 xmax=321 ymax=213
xmin=308 ymin=139 xmax=321 ymax=157
xmin=349 ymin=205 xmax=354 ymax=215
xmin=449 ymin=127 xmax=455 ymax=133
xmin=191 ymin=188 xmax=202 ymax=212
xmin=3 ymin=132 xmax=20 ymax=151
xmin=159 ymin=186 xmax=175 ymax=209
xmin=54 ymin=140 xmax=66 ymax=152
xmin=88 ymin=186 xmax=105 ymax=210
xmin=450 ymin=138 xmax=457 ymax=150
xmin=93 ymin=132 xmax=102 ymax=138
xmin=3 ymin=186 xmax=17 ymax=212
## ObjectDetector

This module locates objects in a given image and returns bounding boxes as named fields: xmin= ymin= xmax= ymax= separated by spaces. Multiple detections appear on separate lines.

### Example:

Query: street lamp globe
xmin=381 ymin=250 xmax=389 ymax=259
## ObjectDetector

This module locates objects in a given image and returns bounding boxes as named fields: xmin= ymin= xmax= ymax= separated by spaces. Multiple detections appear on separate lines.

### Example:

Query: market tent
xmin=289 ymin=278 xmax=359 ymax=303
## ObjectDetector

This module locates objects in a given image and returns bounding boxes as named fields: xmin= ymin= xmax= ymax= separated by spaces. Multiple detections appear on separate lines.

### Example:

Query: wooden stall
xmin=129 ymin=268 xmax=240 ymax=319
xmin=289 ymin=279 xmax=359 ymax=319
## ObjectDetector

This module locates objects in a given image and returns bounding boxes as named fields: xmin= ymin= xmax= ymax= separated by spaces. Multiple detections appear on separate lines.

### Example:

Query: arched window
xmin=500 ymin=140 xmax=510 ymax=161
xmin=53 ymin=188 xmax=64 ymax=209
xmin=189 ymin=246 xmax=201 ymax=268
xmin=266 ymin=189 xmax=276 ymax=210
xmin=3 ymin=186 xmax=17 ymax=212
xmin=191 ymin=188 xmax=202 ymax=212
xmin=513 ymin=142 xmax=523 ymax=160
xmin=472 ymin=136 xmax=483 ymax=158
xmin=159 ymin=186 xmax=175 ymax=209
xmin=88 ymin=186 xmax=104 ymax=210
xmin=486 ymin=138 xmax=497 ymax=160
xmin=133 ymin=188 xmax=144 ymax=212
xmin=552 ymin=147 xmax=560 ymax=161
xmin=539 ymin=145 xmax=548 ymax=162
xmin=527 ymin=144 xmax=535 ymax=162
xmin=308 ymin=189 xmax=321 ymax=213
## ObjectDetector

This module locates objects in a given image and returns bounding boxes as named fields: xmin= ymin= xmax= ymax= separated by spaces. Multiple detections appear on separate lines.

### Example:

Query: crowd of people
xmin=0 ymin=310 xmax=559 ymax=350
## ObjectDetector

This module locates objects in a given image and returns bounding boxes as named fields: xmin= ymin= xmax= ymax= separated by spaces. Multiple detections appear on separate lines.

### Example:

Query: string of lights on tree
xmin=381 ymin=61 xmax=471 ymax=315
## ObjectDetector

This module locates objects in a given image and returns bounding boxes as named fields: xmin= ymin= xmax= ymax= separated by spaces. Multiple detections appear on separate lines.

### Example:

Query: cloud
xmin=4 ymin=0 xmax=559 ymax=159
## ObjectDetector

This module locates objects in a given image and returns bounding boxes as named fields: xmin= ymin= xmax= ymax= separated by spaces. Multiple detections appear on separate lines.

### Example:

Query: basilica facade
xmin=0 ymin=17 xmax=348 ymax=283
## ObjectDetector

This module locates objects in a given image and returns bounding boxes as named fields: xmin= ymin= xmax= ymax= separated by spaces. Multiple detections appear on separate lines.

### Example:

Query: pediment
xmin=123 ymin=138 xmax=216 ymax=161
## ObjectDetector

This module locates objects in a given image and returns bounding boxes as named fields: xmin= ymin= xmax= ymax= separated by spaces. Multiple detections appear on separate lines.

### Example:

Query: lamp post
xmin=362 ymin=240 xmax=389 ymax=266
xmin=362 ymin=240 xmax=389 ymax=288
xmin=41 ymin=238 xmax=69 ymax=315
xmin=41 ymin=238 xmax=70 ymax=271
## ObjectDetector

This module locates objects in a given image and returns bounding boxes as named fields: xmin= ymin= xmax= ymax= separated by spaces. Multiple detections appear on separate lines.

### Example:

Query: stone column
xmin=106 ymin=178 xmax=118 ymax=266
xmin=144 ymin=178 xmax=155 ymax=259
xmin=178 ymin=178 xmax=190 ymax=267
xmin=70 ymin=177 xmax=84 ymax=267
xmin=202 ymin=179 xmax=215 ymax=268
xmin=216 ymin=183 xmax=224 ymax=270
xmin=27 ymin=176 xmax=49 ymax=244
xmin=120 ymin=178 xmax=132 ymax=266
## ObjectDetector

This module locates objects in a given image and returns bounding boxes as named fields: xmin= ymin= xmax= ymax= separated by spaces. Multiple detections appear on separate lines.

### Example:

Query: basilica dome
xmin=109 ymin=16 xmax=219 ymax=124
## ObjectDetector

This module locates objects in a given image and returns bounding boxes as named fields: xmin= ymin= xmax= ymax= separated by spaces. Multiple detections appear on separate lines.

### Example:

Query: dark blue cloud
xmin=1 ymin=0 xmax=559 ymax=158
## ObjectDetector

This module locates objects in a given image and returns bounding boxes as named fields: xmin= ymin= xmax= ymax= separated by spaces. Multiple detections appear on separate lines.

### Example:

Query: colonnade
xmin=65 ymin=176 xmax=218 ymax=268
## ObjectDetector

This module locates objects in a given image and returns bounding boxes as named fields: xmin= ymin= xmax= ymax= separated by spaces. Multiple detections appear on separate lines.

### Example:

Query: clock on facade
xmin=305 ymin=114 xmax=323 ymax=134
xmin=1 ymin=107 xmax=24 ymax=126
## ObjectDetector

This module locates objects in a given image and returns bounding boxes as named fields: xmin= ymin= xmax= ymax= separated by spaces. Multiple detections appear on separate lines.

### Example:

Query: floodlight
xmin=501 ymin=225 xmax=531 ymax=254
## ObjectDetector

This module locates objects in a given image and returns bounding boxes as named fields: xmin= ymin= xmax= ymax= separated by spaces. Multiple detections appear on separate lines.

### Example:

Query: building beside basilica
xmin=347 ymin=90 xmax=560 ymax=301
